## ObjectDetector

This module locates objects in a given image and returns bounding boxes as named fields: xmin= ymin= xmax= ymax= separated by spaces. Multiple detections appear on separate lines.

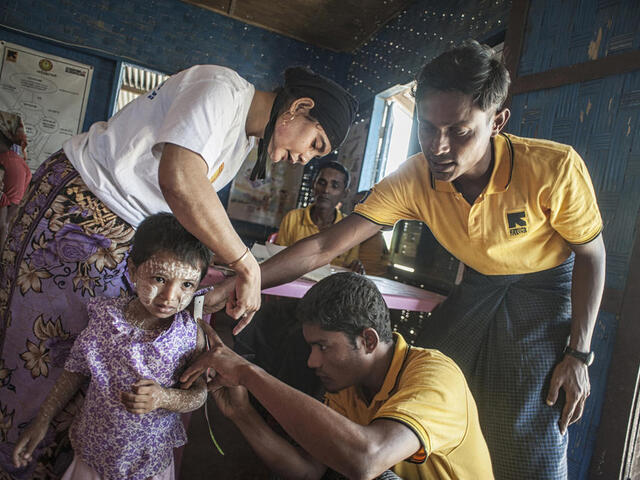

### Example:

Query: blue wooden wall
xmin=0 ymin=0 xmax=352 ymax=130
xmin=508 ymin=1 xmax=640 ymax=477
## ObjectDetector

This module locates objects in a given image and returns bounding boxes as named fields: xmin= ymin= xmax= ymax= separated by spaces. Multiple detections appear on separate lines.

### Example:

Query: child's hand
xmin=12 ymin=419 xmax=48 ymax=468
xmin=121 ymin=379 xmax=166 ymax=414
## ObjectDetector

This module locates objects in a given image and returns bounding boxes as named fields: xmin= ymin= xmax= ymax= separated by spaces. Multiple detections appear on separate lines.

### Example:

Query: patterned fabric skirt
xmin=0 ymin=151 xmax=135 ymax=479
xmin=416 ymin=257 xmax=574 ymax=480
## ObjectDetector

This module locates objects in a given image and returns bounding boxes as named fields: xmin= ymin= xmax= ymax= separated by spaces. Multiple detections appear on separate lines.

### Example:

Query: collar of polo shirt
xmin=429 ymin=133 xmax=515 ymax=195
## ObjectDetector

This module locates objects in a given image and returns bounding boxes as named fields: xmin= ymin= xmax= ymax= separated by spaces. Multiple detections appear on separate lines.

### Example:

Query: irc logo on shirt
xmin=507 ymin=209 xmax=528 ymax=237
xmin=147 ymin=80 xmax=167 ymax=100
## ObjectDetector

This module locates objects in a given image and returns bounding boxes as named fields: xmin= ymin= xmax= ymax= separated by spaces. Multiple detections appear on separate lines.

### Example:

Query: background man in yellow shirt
xmin=276 ymin=160 xmax=362 ymax=271
xmin=208 ymin=40 xmax=606 ymax=479
xmin=183 ymin=273 xmax=493 ymax=480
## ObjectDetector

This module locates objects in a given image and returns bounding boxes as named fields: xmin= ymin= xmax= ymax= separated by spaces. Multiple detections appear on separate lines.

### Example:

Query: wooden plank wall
xmin=504 ymin=0 xmax=640 ymax=478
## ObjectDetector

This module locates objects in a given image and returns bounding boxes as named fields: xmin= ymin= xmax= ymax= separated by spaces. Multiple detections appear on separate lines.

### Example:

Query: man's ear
xmin=337 ymin=186 xmax=349 ymax=203
xmin=361 ymin=328 xmax=380 ymax=353
xmin=491 ymin=108 xmax=510 ymax=137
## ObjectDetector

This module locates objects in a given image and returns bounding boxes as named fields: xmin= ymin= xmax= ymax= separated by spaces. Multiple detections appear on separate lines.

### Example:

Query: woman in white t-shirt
xmin=0 ymin=65 xmax=357 ymax=476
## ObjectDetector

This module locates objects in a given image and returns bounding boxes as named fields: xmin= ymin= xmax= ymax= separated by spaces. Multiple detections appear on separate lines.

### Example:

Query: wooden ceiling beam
xmin=512 ymin=49 xmax=640 ymax=95
xmin=182 ymin=0 xmax=413 ymax=52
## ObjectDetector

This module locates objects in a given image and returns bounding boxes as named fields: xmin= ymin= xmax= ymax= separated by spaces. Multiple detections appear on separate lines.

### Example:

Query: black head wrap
xmin=251 ymin=67 xmax=358 ymax=181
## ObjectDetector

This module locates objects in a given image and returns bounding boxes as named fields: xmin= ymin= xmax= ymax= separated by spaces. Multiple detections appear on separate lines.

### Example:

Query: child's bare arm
xmin=121 ymin=323 xmax=208 ymax=414
xmin=13 ymin=370 xmax=87 ymax=467
xmin=121 ymin=377 xmax=207 ymax=414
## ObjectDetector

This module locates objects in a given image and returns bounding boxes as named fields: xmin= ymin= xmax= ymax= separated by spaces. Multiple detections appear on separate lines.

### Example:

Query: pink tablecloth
xmin=203 ymin=267 xmax=445 ymax=313
xmin=262 ymin=275 xmax=444 ymax=313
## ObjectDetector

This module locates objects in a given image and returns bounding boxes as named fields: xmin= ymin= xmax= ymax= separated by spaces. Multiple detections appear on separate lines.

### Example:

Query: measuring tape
xmin=193 ymin=295 xmax=224 ymax=455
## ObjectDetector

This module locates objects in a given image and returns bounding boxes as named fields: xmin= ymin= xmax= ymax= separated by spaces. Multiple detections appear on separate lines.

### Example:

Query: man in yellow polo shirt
xmin=183 ymin=273 xmax=494 ymax=479
xmin=206 ymin=40 xmax=606 ymax=479
xmin=276 ymin=160 xmax=361 ymax=270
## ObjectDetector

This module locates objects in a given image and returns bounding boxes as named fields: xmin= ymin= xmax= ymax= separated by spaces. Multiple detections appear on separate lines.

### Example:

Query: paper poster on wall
xmin=227 ymin=147 xmax=304 ymax=227
xmin=0 ymin=41 xmax=93 ymax=171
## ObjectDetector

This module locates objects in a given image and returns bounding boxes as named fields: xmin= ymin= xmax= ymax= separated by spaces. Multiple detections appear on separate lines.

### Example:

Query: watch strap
xmin=563 ymin=345 xmax=594 ymax=366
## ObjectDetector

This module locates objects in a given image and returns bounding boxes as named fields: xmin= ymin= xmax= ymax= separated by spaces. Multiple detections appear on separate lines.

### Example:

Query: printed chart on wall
xmin=0 ymin=41 xmax=93 ymax=171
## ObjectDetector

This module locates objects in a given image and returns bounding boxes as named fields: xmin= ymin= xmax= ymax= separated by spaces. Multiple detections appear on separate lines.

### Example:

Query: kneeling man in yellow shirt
xmin=182 ymin=272 xmax=493 ymax=480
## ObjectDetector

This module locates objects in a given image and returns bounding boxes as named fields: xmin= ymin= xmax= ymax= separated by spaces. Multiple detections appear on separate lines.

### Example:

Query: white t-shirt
xmin=64 ymin=65 xmax=256 ymax=227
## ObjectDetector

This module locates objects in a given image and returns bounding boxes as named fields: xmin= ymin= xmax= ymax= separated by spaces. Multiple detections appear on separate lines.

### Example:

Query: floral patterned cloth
xmin=0 ymin=151 xmax=135 ymax=479
xmin=61 ymin=455 xmax=175 ymax=480
xmin=65 ymin=295 xmax=197 ymax=480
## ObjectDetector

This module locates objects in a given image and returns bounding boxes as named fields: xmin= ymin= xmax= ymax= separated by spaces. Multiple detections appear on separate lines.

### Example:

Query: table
xmin=204 ymin=266 xmax=445 ymax=313
xmin=262 ymin=275 xmax=445 ymax=313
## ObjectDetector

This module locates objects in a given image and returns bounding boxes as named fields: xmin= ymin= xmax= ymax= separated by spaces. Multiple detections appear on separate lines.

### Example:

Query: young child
xmin=12 ymin=212 xmax=211 ymax=479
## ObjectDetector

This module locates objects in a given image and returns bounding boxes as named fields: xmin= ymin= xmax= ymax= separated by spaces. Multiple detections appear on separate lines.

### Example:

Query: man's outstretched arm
xmin=182 ymin=325 xmax=420 ymax=480
xmin=261 ymin=214 xmax=382 ymax=289
xmin=211 ymin=380 xmax=327 ymax=480
xmin=204 ymin=215 xmax=382 ymax=331
xmin=238 ymin=361 xmax=420 ymax=480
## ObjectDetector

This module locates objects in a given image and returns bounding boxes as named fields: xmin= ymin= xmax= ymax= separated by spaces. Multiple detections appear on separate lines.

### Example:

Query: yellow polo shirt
xmin=276 ymin=204 xmax=359 ymax=267
xmin=354 ymin=133 xmax=602 ymax=275
xmin=325 ymin=333 xmax=493 ymax=480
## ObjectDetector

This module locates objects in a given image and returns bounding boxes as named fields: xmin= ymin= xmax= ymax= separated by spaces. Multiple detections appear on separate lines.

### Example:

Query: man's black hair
xmin=296 ymin=272 xmax=393 ymax=345
xmin=129 ymin=212 xmax=212 ymax=280
xmin=414 ymin=39 xmax=510 ymax=112
xmin=314 ymin=161 xmax=350 ymax=190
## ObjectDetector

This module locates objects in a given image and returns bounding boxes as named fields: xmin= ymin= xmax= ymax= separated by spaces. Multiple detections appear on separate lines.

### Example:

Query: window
xmin=360 ymin=82 xmax=416 ymax=250
xmin=111 ymin=63 xmax=169 ymax=115
xmin=360 ymin=81 xmax=416 ymax=191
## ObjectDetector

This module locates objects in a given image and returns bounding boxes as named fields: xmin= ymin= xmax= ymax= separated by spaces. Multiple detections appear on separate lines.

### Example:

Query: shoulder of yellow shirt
xmin=507 ymin=133 xmax=577 ymax=165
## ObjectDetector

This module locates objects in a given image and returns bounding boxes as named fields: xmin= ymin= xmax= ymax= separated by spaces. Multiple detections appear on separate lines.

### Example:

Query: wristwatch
xmin=563 ymin=345 xmax=595 ymax=366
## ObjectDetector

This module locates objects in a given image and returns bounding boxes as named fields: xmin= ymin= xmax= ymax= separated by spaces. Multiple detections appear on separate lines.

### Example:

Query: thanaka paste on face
xmin=129 ymin=252 xmax=201 ymax=326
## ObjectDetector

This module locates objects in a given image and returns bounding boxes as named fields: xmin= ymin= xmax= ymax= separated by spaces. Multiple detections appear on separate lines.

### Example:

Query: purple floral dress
xmin=64 ymin=295 xmax=197 ymax=480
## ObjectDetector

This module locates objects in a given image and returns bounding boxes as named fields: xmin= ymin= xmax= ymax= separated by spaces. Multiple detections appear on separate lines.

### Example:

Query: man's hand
xmin=180 ymin=321 xmax=252 ymax=389
xmin=546 ymin=355 xmax=590 ymax=434
xmin=12 ymin=418 xmax=48 ymax=468
xmin=209 ymin=376 xmax=251 ymax=420
xmin=121 ymin=379 xmax=166 ymax=414
xmin=203 ymin=276 xmax=256 ymax=336
xmin=203 ymin=278 xmax=234 ymax=314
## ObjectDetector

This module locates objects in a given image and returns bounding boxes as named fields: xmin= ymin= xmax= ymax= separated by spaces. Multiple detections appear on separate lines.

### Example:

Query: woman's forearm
xmin=158 ymin=143 xmax=257 ymax=274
